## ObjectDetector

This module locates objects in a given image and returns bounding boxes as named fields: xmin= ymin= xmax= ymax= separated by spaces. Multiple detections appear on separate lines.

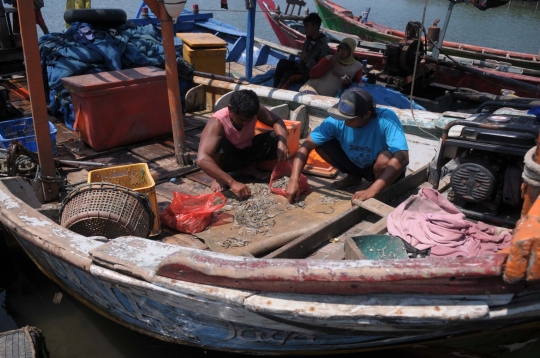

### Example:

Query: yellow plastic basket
xmin=88 ymin=163 xmax=161 ymax=236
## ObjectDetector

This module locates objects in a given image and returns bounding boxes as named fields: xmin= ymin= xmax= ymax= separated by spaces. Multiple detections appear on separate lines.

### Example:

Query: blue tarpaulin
xmin=337 ymin=82 xmax=426 ymax=111
xmin=40 ymin=22 xmax=193 ymax=129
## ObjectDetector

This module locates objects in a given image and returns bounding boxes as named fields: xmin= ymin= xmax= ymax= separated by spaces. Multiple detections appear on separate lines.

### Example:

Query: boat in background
xmin=257 ymin=0 xmax=386 ymax=70
xmin=314 ymin=0 xmax=540 ymax=71
xmin=258 ymin=0 xmax=540 ymax=112
xmin=131 ymin=3 xmax=289 ymax=79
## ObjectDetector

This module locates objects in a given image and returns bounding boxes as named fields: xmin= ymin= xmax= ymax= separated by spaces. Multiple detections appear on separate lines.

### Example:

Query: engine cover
xmin=451 ymin=161 xmax=498 ymax=203
xmin=458 ymin=112 xmax=540 ymax=148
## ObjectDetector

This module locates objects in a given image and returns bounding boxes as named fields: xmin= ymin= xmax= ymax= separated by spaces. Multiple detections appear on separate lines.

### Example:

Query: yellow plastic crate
xmin=88 ymin=163 xmax=161 ymax=236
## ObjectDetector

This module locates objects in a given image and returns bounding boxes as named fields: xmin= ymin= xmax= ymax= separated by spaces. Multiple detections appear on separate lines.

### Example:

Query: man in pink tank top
xmin=198 ymin=90 xmax=290 ymax=199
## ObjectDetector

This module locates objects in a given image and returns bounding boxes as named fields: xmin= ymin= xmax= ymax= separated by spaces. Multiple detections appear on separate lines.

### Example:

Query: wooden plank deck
xmin=47 ymin=109 xmax=438 ymax=257
xmin=45 ymin=109 xmax=229 ymax=249
xmin=9 ymin=72 xmax=432 ymax=258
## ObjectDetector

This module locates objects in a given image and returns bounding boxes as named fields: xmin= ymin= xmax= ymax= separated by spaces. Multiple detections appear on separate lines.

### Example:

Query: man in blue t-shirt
xmin=286 ymin=88 xmax=409 ymax=203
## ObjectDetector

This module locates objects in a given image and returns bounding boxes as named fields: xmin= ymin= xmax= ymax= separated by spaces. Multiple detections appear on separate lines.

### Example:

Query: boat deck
xmin=2 ymin=70 xmax=429 ymax=260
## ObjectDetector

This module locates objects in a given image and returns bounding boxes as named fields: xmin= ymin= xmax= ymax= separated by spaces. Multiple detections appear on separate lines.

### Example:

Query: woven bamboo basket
xmin=60 ymin=183 xmax=154 ymax=239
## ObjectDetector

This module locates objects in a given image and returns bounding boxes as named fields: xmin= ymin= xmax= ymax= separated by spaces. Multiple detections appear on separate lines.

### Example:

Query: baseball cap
xmin=327 ymin=88 xmax=374 ymax=120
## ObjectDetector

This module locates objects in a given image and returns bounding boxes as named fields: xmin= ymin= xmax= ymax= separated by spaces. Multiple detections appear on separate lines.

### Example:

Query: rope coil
xmin=523 ymin=146 xmax=540 ymax=187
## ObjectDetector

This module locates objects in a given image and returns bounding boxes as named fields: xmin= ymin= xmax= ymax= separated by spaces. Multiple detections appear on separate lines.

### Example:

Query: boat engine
xmin=431 ymin=102 xmax=540 ymax=222
xmin=372 ymin=21 xmax=427 ymax=87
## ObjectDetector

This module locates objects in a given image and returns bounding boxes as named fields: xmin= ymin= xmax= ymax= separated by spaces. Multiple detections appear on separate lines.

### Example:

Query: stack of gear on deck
xmin=39 ymin=19 xmax=194 ymax=130
xmin=0 ymin=141 xmax=40 ymax=177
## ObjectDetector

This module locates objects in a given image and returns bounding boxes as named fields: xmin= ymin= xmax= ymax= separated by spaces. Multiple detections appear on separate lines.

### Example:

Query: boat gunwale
xmin=316 ymin=0 xmax=539 ymax=63
xmin=0 ymin=172 xmax=518 ymax=295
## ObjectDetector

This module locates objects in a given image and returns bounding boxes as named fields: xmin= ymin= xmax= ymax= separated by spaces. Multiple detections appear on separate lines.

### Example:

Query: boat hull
xmin=314 ymin=0 xmax=540 ymax=71
xmin=7 ymin=229 xmax=460 ymax=354
xmin=1 ymin=175 xmax=539 ymax=355
xmin=9 ymin=224 xmax=540 ymax=355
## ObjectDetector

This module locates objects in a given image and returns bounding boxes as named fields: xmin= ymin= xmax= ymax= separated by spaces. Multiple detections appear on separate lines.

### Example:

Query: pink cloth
xmin=214 ymin=107 xmax=257 ymax=149
xmin=387 ymin=188 xmax=512 ymax=257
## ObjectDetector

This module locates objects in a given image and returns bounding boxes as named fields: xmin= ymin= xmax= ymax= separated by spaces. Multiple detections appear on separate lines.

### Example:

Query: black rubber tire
xmin=64 ymin=9 xmax=128 ymax=27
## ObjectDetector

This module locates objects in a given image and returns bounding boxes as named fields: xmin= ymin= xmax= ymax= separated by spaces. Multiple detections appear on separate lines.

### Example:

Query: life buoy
xmin=64 ymin=9 xmax=127 ymax=26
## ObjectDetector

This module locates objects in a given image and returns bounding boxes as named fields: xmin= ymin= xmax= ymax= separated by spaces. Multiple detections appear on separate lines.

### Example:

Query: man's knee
xmin=207 ymin=152 xmax=224 ymax=168
xmin=373 ymin=150 xmax=392 ymax=178
xmin=315 ymin=142 xmax=336 ymax=165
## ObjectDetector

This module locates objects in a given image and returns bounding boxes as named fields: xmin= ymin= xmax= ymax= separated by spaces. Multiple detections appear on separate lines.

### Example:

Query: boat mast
xmin=143 ymin=0 xmax=191 ymax=166
xmin=431 ymin=0 xmax=455 ymax=59
xmin=245 ymin=0 xmax=257 ymax=79
xmin=16 ymin=0 xmax=58 ymax=201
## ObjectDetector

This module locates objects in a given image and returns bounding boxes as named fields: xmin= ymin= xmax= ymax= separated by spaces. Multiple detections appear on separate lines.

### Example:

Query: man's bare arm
xmin=285 ymin=136 xmax=318 ymax=203
xmin=256 ymin=105 xmax=290 ymax=162
xmin=197 ymin=118 xmax=235 ymax=187
xmin=352 ymin=150 xmax=409 ymax=202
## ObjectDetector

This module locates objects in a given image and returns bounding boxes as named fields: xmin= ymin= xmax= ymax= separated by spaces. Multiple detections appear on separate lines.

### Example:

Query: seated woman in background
xmin=299 ymin=37 xmax=363 ymax=97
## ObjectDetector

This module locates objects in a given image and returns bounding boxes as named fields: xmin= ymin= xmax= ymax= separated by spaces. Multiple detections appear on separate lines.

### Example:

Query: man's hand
xmin=285 ymin=179 xmax=300 ymax=203
xmin=351 ymin=186 xmax=379 ymax=204
xmin=341 ymin=74 xmax=352 ymax=86
xmin=299 ymin=51 xmax=310 ymax=63
xmin=230 ymin=181 xmax=251 ymax=199
xmin=277 ymin=140 xmax=290 ymax=162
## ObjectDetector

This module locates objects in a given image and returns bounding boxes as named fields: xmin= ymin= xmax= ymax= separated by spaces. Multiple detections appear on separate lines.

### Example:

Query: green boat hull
xmin=315 ymin=0 xmax=401 ymax=44
xmin=314 ymin=0 xmax=540 ymax=71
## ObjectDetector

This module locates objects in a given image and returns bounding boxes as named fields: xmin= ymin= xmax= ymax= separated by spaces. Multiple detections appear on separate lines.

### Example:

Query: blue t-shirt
xmin=310 ymin=108 xmax=408 ymax=169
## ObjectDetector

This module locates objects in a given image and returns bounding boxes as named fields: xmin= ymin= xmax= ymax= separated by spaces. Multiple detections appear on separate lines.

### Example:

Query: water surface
xmin=38 ymin=0 xmax=540 ymax=54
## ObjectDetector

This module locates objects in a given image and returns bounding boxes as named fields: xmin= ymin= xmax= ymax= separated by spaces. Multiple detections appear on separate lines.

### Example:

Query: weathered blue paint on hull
xmin=12 ymin=231 xmax=453 ymax=354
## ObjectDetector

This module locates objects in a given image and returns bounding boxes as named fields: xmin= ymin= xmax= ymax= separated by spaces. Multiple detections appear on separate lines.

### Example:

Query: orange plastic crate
xmin=254 ymin=119 xmax=300 ymax=171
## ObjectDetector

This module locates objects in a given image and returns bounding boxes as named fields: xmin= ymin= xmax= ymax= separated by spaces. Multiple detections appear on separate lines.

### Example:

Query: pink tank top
xmin=214 ymin=107 xmax=257 ymax=149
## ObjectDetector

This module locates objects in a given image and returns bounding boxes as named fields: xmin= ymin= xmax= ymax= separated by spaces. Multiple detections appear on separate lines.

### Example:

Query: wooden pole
xmin=16 ymin=0 xmax=58 ymax=201
xmin=143 ymin=0 xmax=190 ymax=166
xmin=245 ymin=0 xmax=257 ymax=79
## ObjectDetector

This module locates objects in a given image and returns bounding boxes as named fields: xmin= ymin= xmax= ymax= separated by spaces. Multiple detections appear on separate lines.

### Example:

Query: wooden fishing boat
xmin=257 ymin=0 xmax=540 ymax=111
xmin=2 ymin=1 xmax=540 ymax=355
xmin=2 ymin=69 xmax=540 ymax=353
xmin=314 ymin=0 xmax=540 ymax=71
xmin=256 ymin=0 xmax=386 ymax=70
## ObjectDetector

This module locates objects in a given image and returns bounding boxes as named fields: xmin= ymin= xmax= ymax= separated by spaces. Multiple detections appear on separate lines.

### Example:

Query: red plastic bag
xmin=160 ymin=192 xmax=226 ymax=234
xmin=269 ymin=161 xmax=310 ymax=198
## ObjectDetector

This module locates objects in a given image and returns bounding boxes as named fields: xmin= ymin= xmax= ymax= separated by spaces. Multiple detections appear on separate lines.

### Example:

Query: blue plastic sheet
xmin=40 ymin=22 xmax=193 ymax=129
xmin=337 ymin=82 xmax=426 ymax=111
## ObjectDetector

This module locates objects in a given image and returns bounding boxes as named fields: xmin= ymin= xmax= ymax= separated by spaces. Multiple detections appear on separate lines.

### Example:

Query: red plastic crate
xmin=62 ymin=67 xmax=172 ymax=151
